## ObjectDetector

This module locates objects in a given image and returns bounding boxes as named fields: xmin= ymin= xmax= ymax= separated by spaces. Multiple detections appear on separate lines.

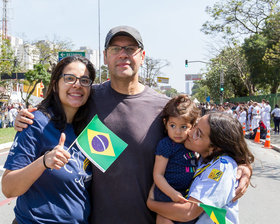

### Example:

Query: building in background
xmin=185 ymin=74 xmax=203 ymax=95
xmin=185 ymin=81 xmax=194 ymax=95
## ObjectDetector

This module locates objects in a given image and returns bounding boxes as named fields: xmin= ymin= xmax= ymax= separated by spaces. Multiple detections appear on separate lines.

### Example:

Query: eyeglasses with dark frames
xmin=60 ymin=74 xmax=93 ymax=87
xmin=106 ymin=45 xmax=141 ymax=56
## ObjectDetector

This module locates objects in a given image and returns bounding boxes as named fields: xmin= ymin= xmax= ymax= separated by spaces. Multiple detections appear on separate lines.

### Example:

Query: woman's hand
xmin=44 ymin=133 xmax=71 ymax=170
xmin=233 ymin=164 xmax=252 ymax=202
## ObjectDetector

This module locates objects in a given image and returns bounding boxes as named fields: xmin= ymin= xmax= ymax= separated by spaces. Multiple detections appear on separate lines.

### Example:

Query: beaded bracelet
xmin=43 ymin=151 xmax=51 ymax=169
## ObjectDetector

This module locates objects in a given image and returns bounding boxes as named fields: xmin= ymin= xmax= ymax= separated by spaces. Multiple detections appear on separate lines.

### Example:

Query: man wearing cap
xmin=88 ymin=25 xmax=169 ymax=223
xmin=14 ymin=25 xmax=252 ymax=224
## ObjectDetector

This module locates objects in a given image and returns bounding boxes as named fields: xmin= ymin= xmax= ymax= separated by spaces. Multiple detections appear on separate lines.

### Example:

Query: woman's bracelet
xmin=43 ymin=151 xmax=51 ymax=170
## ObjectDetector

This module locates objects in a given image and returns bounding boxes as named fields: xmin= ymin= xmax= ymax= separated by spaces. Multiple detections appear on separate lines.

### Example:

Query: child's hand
xmin=171 ymin=191 xmax=184 ymax=203
xmin=178 ymin=195 xmax=188 ymax=204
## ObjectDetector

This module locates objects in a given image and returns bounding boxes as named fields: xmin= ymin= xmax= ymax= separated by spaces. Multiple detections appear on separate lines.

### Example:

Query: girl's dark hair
xmin=162 ymin=94 xmax=200 ymax=126
xmin=204 ymin=112 xmax=254 ymax=167
xmin=37 ymin=55 xmax=96 ymax=135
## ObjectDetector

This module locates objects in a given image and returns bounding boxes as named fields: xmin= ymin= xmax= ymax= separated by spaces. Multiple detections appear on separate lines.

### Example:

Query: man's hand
xmin=233 ymin=164 xmax=252 ymax=202
xmin=14 ymin=108 xmax=37 ymax=131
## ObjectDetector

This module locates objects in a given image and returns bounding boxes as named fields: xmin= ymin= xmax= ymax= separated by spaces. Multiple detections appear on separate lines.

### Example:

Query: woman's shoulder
xmin=210 ymin=155 xmax=238 ymax=170
xmin=33 ymin=110 xmax=49 ymax=123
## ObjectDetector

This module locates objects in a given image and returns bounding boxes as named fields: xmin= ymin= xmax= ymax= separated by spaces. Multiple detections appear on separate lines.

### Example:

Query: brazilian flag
xmin=75 ymin=115 xmax=128 ymax=172
xmin=199 ymin=203 xmax=233 ymax=224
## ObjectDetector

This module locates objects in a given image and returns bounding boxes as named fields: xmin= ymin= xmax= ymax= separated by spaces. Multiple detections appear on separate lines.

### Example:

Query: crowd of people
xmin=198 ymin=100 xmax=280 ymax=135
xmin=0 ymin=103 xmax=24 ymax=128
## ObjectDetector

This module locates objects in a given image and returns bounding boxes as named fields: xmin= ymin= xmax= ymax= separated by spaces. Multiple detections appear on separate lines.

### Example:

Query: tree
xmin=0 ymin=39 xmax=17 ymax=78
xmin=242 ymin=13 xmax=280 ymax=94
xmin=203 ymin=45 xmax=253 ymax=100
xmin=24 ymin=38 xmax=73 ymax=71
xmin=95 ymin=65 xmax=109 ymax=83
xmin=262 ymin=12 xmax=280 ymax=93
xmin=0 ymin=39 xmax=19 ymax=101
xmin=202 ymin=0 xmax=280 ymax=39
xmin=191 ymin=81 xmax=210 ymax=103
xmin=140 ymin=56 xmax=169 ymax=87
xmin=21 ymin=64 xmax=50 ymax=107
xmin=164 ymin=88 xmax=178 ymax=98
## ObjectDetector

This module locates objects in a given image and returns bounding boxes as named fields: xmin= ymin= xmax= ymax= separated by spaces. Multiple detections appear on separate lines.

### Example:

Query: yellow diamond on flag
xmin=87 ymin=129 xmax=115 ymax=157
xmin=210 ymin=211 xmax=219 ymax=224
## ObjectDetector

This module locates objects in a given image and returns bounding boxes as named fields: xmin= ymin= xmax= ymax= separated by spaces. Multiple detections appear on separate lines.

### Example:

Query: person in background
xmin=271 ymin=104 xmax=280 ymax=134
xmin=13 ymin=26 xmax=252 ymax=224
xmin=251 ymin=102 xmax=261 ymax=130
xmin=8 ymin=104 xmax=19 ymax=127
xmin=147 ymin=112 xmax=254 ymax=224
xmin=2 ymin=55 xmax=95 ymax=224
xmin=263 ymin=100 xmax=271 ymax=130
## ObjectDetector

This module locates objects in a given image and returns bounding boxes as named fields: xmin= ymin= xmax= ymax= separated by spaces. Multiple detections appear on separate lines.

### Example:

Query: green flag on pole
xmin=75 ymin=114 xmax=128 ymax=172
xmin=199 ymin=203 xmax=233 ymax=224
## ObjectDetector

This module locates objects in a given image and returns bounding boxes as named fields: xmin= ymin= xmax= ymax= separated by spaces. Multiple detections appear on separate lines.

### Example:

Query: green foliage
xmin=202 ymin=45 xmax=253 ymax=100
xmin=242 ymin=12 xmax=280 ymax=93
xmin=202 ymin=0 xmax=280 ymax=39
xmin=202 ymin=0 xmax=280 ymax=95
xmin=95 ymin=65 xmax=109 ymax=83
xmin=191 ymin=81 xmax=210 ymax=103
xmin=22 ymin=64 xmax=50 ymax=107
xmin=0 ymin=39 xmax=16 ymax=77
xmin=164 ymin=88 xmax=178 ymax=98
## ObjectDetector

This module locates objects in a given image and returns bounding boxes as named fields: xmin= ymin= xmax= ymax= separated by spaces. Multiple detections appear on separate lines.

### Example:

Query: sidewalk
xmin=0 ymin=142 xmax=12 ymax=151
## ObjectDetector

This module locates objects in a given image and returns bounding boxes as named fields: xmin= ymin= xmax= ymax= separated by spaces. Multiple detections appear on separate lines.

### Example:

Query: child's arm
xmin=153 ymin=155 xmax=183 ymax=202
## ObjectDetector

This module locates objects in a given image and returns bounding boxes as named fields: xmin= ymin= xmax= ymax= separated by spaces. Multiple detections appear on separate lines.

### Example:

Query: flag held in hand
xmin=76 ymin=115 xmax=128 ymax=172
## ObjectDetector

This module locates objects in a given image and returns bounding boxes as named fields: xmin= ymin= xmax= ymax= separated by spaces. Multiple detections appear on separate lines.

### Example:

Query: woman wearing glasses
xmin=2 ymin=55 xmax=95 ymax=224
xmin=147 ymin=112 xmax=254 ymax=224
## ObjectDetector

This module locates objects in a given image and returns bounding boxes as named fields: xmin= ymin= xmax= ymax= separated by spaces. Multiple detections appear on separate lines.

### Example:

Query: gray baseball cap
xmin=104 ymin=25 xmax=144 ymax=49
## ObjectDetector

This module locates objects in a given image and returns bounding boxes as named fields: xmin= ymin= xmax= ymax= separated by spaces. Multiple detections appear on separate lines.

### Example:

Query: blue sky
xmin=9 ymin=0 xmax=215 ymax=92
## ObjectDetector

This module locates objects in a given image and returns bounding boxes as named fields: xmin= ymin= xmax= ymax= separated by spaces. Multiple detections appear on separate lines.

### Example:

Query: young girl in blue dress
xmin=153 ymin=94 xmax=200 ymax=224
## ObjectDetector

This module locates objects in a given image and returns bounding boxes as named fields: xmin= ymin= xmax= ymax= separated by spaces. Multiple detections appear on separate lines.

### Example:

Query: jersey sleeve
xmin=188 ymin=157 xmax=237 ymax=208
xmin=4 ymin=111 xmax=48 ymax=170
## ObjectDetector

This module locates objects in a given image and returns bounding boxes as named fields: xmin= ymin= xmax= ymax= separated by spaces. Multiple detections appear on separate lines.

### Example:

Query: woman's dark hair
xmin=275 ymin=104 xmax=279 ymax=108
xmin=162 ymin=94 xmax=200 ymax=126
xmin=37 ymin=55 xmax=96 ymax=135
xmin=204 ymin=112 xmax=254 ymax=168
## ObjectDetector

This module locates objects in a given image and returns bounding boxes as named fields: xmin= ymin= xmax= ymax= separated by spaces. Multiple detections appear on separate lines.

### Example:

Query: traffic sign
xmin=58 ymin=51 xmax=86 ymax=61
xmin=185 ymin=74 xmax=202 ymax=81
xmin=157 ymin=77 xmax=169 ymax=84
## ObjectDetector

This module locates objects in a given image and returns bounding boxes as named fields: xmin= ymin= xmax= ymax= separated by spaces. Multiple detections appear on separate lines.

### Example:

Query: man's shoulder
xmin=144 ymin=86 xmax=169 ymax=102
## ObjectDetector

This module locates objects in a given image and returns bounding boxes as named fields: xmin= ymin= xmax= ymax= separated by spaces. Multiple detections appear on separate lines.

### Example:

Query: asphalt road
xmin=0 ymin=140 xmax=280 ymax=223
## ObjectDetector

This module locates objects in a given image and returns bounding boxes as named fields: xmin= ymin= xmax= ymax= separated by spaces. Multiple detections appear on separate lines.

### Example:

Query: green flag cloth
xmin=75 ymin=114 xmax=128 ymax=172
xmin=199 ymin=203 xmax=233 ymax=224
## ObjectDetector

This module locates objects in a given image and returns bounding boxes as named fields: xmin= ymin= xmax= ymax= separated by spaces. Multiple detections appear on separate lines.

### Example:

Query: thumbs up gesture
xmin=43 ymin=133 xmax=71 ymax=170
